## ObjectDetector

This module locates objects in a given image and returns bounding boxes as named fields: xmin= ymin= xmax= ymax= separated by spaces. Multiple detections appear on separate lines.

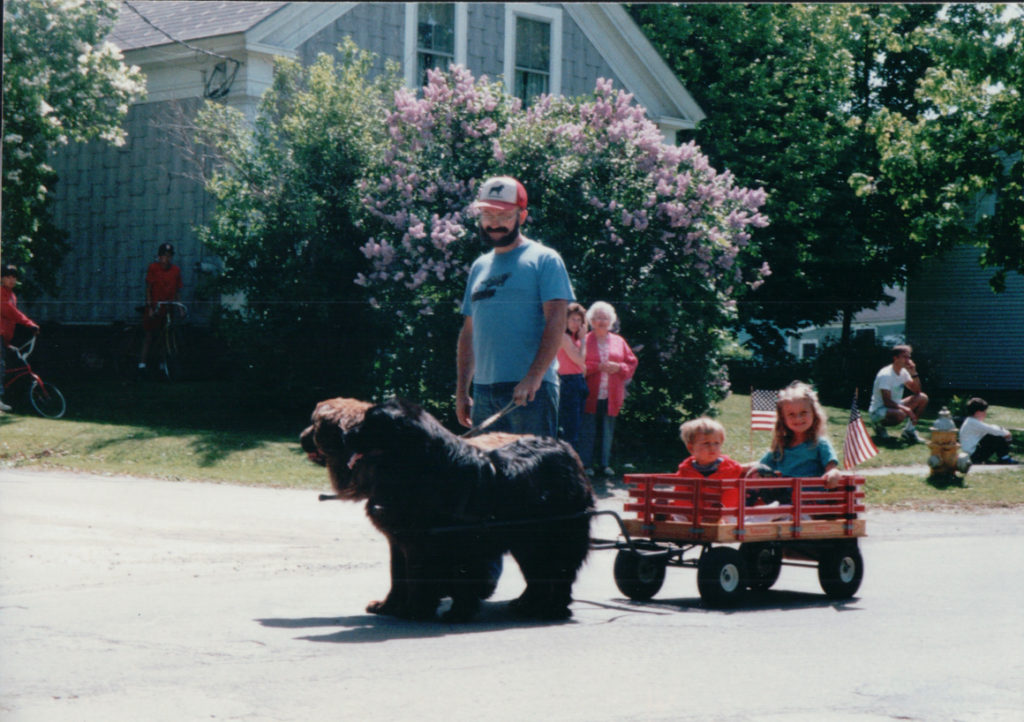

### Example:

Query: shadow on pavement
xmin=257 ymin=601 xmax=572 ymax=643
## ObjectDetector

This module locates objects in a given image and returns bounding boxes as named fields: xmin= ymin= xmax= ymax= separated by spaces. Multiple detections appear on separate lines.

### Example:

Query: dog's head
xmin=343 ymin=398 xmax=439 ymax=456
xmin=300 ymin=397 xmax=373 ymax=495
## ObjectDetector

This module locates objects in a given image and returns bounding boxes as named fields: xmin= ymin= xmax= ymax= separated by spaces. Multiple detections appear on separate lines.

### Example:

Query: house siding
xmin=44 ymin=98 xmax=212 ymax=324
xmin=30 ymin=2 xmax=658 ymax=327
xmin=299 ymin=2 xmax=405 ymax=75
xmin=299 ymin=3 xmax=622 ymax=95
xmin=906 ymin=245 xmax=1024 ymax=390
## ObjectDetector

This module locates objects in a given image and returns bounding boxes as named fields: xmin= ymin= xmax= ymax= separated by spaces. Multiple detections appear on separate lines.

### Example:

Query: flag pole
xmin=749 ymin=386 xmax=754 ymax=459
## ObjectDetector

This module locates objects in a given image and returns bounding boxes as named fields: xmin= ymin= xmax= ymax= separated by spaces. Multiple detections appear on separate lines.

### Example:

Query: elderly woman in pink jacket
xmin=579 ymin=301 xmax=638 ymax=477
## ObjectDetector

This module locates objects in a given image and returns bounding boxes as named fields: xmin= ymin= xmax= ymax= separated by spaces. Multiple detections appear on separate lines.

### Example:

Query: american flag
xmin=843 ymin=392 xmax=879 ymax=469
xmin=750 ymin=389 xmax=778 ymax=430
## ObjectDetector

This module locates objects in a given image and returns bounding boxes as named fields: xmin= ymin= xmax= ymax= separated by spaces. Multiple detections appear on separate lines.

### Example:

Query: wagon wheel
xmin=740 ymin=542 xmax=782 ymax=591
xmin=817 ymin=542 xmax=864 ymax=599
xmin=697 ymin=547 xmax=747 ymax=608
xmin=613 ymin=549 xmax=666 ymax=601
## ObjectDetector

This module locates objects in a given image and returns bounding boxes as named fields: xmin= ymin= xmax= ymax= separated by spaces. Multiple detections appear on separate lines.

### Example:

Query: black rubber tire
xmin=29 ymin=380 xmax=66 ymax=419
xmin=160 ymin=326 xmax=183 ymax=381
xmin=817 ymin=543 xmax=864 ymax=599
xmin=613 ymin=549 xmax=667 ymax=601
xmin=740 ymin=542 xmax=782 ymax=590
xmin=697 ymin=546 xmax=747 ymax=608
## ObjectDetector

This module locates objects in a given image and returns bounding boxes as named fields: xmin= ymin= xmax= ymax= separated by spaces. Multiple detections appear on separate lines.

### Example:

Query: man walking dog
xmin=456 ymin=176 xmax=575 ymax=437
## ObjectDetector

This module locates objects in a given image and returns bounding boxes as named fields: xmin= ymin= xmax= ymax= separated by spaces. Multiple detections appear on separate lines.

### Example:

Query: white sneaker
xmin=0 ymin=400 xmax=12 ymax=412
xmin=901 ymin=428 xmax=926 ymax=444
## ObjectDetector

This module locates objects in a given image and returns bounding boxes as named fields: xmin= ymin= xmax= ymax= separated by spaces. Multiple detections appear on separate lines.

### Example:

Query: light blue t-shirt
xmin=461 ymin=239 xmax=574 ymax=386
xmin=759 ymin=438 xmax=838 ymax=477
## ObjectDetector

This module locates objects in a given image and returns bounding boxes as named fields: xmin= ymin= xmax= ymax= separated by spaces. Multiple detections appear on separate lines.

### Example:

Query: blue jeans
xmin=471 ymin=381 xmax=559 ymax=437
xmin=557 ymin=373 xmax=588 ymax=453
xmin=579 ymin=399 xmax=617 ymax=469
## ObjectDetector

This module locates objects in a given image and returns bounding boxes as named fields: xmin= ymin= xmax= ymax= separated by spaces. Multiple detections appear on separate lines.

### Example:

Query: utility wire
xmin=122 ymin=0 xmax=241 ymax=98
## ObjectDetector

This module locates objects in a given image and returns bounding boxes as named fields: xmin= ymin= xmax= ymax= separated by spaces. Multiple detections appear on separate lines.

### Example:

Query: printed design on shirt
xmin=471 ymin=272 xmax=511 ymax=302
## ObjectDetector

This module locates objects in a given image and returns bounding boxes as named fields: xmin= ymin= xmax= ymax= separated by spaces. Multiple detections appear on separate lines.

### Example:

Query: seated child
xmin=746 ymin=382 xmax=842 ymax=508
xmin=959 ymin=397 xmax=1019 ymax=465
xmin=669 ymin=417 xmax=745 ymax=520
xmin=676 ymin=417 xmax=745 ymax=479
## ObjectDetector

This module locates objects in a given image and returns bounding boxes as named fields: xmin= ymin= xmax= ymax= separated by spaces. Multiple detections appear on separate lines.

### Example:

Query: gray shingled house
xmin=38 ymin=1 xmax=705 ymax=327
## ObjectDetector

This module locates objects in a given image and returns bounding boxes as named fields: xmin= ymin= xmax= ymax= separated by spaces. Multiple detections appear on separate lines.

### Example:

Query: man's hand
xmin=456 ymin=392 xmax=473 ymax=428
xmin=512 ymin=373 xmax=543 ymax=406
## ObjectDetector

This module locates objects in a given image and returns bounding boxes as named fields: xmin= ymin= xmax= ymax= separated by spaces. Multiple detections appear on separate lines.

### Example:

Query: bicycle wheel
xmin=160 ymin=324 xmax=183 ymax=381
xmin=29 ymin=379 xmax=67 ymax=419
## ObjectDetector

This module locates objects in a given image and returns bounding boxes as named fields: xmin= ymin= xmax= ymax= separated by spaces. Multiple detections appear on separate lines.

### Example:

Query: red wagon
xmin=591 ymin=474 xmax=866 ymax=608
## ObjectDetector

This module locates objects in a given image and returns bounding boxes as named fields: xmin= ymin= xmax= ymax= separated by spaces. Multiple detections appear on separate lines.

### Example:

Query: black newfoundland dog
xmin=300 ymin=397 xmax=594 ymax=622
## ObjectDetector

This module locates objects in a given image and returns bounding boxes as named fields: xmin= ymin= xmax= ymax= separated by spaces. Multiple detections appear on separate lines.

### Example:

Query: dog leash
xmin=461 ymin=399 xmax=518 ymax=438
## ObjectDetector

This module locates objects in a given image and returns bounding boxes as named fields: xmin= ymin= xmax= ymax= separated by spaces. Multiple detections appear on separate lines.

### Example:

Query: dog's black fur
xmin=301 ymin=397 xmax=594 ymax=622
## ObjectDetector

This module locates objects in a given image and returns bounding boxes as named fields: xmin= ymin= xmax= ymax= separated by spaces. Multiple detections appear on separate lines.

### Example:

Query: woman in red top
xmin=579 ymin=301 xmax=638 ymax=476
xmin=1 ymin=264 xmax=41 ymax=412
xmin=556 ymin=302 xmax=588 ymax=453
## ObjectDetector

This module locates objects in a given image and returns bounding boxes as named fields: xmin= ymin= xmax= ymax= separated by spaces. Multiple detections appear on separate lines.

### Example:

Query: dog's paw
xmin=366 ymin=599 xmax=399 ymax=616
xmin=509 ymin=595 xmax=573 ymax=621
xmin=442 ymin=596 xmax=481 ymax=623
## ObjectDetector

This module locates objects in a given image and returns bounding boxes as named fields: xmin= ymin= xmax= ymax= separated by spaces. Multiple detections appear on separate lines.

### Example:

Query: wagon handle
xmin=588 ymin=509 xmax=674 ymax=560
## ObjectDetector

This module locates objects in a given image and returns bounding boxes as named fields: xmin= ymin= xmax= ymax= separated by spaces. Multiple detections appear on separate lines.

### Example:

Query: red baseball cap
xmin=472 ymin=176 xmax=528 ymax=212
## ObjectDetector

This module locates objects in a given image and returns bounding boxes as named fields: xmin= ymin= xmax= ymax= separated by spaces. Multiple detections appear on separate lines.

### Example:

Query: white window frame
xmin=404 ymin=3 xmax=467 ymax=89
xmin=503 ymin=3 xmax=562 ymax=101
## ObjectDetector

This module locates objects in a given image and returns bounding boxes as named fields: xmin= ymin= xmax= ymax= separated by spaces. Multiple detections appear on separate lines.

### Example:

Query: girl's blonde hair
xmin=770 ymin=381 xmax=828 ymax=459
xmin=680 ymin=417 xmax=726 ymax=447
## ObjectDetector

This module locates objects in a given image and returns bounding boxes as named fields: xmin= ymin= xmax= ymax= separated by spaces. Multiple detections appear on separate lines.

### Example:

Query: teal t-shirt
xmin=461 ymin=239 xmax=574 ymax=386
xmin=759 ymin=438 xmax=838 ymax=477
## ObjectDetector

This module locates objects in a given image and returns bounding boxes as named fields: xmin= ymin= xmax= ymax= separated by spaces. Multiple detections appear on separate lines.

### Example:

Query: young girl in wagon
xmin=748 ymin=382 xmax=842 ymax=505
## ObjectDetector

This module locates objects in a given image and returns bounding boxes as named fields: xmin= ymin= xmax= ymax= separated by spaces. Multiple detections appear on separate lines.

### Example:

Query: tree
xmin=863 ymin=4 xmax=1024 ymax=292
xmin=356 ymin=68 xmax=768 ymax=425
xmin=629 ymin=3 xmax=1020 ymax=358
xmin=194 ymin=41 xmax=401 ymax=402
xmin=197 ymin=51 xmax=767 ymax=427
xmin=2 ymin=0 xmax=145 ymax=293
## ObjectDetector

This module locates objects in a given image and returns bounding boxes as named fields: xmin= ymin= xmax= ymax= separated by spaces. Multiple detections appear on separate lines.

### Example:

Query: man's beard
xmin=479 ymin=218 xmax=520 ymax=248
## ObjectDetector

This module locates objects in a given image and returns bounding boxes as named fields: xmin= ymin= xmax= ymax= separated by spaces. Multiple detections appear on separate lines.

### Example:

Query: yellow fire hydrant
xmin=927 ymin=407 xmax=972 ymax=476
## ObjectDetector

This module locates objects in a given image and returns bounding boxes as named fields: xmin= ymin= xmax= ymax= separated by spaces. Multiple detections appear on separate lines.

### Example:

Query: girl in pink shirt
xmin=556 ymin=303 xmax=588 ymax=453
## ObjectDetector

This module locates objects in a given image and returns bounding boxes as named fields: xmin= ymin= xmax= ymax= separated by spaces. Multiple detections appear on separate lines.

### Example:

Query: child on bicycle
xmin=139 ymin=243 xmax=183 ymax=371
xmin=1 ymin=264 xmax=41 ymax=412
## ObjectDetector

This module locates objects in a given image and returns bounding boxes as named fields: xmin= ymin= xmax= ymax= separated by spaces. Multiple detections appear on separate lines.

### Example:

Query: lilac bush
xmin=357 ymin=67 xmax=769 ymax=426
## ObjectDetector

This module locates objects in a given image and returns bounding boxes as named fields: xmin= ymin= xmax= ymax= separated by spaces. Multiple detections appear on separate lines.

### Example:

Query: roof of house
xmin=107 ymin=2 xmax=702 ymax=127
xmin=110 ymin=1 xmax=287 ymax=51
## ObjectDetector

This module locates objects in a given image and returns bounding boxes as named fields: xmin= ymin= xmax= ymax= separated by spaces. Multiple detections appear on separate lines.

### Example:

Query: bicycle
xmin=3 ymin=336 xmax=67 ymax=418
xmin=153 ymin=301 xmax=188 ymax=381
xmin=113 ymin=301 xmax=188 ymax=382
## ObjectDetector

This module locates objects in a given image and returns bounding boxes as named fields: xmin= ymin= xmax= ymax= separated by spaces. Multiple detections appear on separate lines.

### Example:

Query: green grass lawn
xmin=1 ymin=380 xmax=1021 ymax=508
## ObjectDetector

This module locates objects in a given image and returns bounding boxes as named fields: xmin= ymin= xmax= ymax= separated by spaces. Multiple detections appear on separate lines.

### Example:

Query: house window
xmin=416 ymin=3 xmax=454 ymax=86
xmin=404 ymin=4 xmax=466 ymax=89
xmin=801 ymin=342 xmax=818 ymax=359
xmin=504 ymin=4 xmax=562 ymax=106
xmin=514 ymin=17 xmax=550 ymax=103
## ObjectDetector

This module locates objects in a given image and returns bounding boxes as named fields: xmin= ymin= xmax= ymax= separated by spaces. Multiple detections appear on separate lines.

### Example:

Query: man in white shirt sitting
xmin=868 ymin=344 xmax=929 ymax=444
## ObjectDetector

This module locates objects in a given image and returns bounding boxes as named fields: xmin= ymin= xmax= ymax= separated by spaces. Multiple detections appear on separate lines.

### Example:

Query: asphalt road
xmin=1 ymin=468 xmax=1022 ymax=721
